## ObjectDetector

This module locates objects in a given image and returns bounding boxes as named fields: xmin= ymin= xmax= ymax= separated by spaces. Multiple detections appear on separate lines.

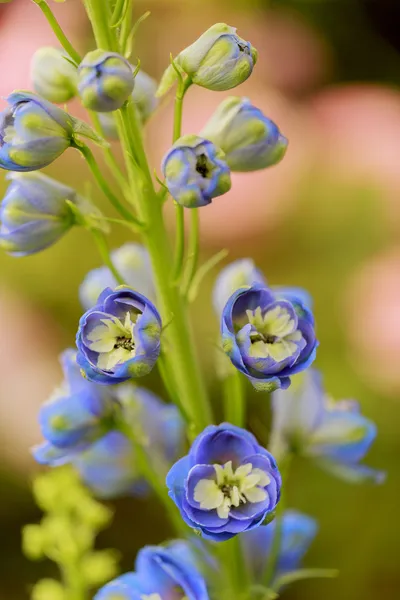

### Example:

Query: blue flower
xmin=213 ymin=258 xmax=266 ymax=315
xmin=201 ymin=96 xmax=288 ymax=172
xmin=79 ymin=243 xmax=155 ymax=310
xmin=76 ymin=287 xmax=162 ymax=385
xmin=221 ymin=283 xmax=318 ymax=392
xmin=78 ymin=50 xmax=135 ymax=112
xmin=242 ymin=510 xmax=317 ymax=586
xmin=162 ymin=134 xmax=231 ymax=208
xmin=157 ymin=23 xmax=258 ymax=96
xmin=167 ymin=423 xmax=281 ymax=542
xmin=270 ymin=369 xmax=385 ymax=483
xmin=31 ymin=47 xmax=78 ymax=104
xmin=0 ymin=171 xmax=100 ymax=256
xmin=95 ymin=541 xmax=209 ymax=600
xmin=34 ymin=358 xmax=185 ymax=499
xmin=0 ymin=91 xmax=74 ymax=171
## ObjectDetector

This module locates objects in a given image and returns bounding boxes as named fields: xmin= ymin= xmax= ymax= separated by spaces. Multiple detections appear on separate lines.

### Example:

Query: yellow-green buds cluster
xmin=157 ymin=23 xmax=258 ymax=96
xmin=78 ymin=50 xmax=135 ymax=112
xmin=31 ymin=47 xmax=78 ymax=104
xmin=201 ymin=97 xmax=288 ymax=172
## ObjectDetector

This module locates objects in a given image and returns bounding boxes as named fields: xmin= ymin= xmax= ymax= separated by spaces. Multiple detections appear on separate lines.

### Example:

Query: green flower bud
xmin=157 ymin=23 xmax=258 ymax=96
xmin=31 ymin=47 xmax=78 ymax=104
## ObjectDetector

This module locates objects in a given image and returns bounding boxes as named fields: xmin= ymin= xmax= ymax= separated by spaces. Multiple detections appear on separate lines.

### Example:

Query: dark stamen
xmin=196 ymin=153 xmax=209 ymax=178
xmin=237 ymin=42 xmax=250 ymax=55
xmin=250 ymin=332 xmax=276 ymax=345
xmin=114 ymin=336 xmax=135 ymax=351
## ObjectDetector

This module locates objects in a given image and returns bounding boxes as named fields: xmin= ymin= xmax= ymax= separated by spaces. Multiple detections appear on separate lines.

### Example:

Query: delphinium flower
xmin=76 ymin=287 xmax=162 ymax=384
xmin=270 ymin=369 xmax=385 ymax=482
xmin=0 ymin=171 xmax=102 ymax=256
xmin=98 ymin=69 xmax=158 ymax=139
xmin=213 ymin=258 xmax=266 ymax=315
xmin=34 ymin=350 xmax=184 ymax=499
xmin=221 ymin=283 xmax=317 ymax=391
xmin=78 ymin=50 xmax=135 ymax=112
xmin=167 ymin=423 xmax=281 ymax=541
xmin=162 ymin=135 xmax=231 ymax=208
xmin=95 ymin=540 xmax=209 ymax=600
xmin=79 ymin=243 xmax=156 ymax=310
xmin=241 ymin=510 xmax=318 ymax=587
xmin=200 ymin=96 xmax=288 ymax=172
xmin=31 ymin=47 xmax=78 ymax=104
xmin=157 ymin=23 xmax=258 ymax=96
xmin=0 ymin=91 xmax=75 ymax=171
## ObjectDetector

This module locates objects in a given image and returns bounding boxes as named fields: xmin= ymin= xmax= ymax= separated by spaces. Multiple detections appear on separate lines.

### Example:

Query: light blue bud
xmin=0 ymin=172 xmax=100 ymax=256
xmin=79 ymin=243 xmax=156 ymax=310
xmin=213 ymin=258 xmax=267 ymax=315
xmin=78 ymin=50 xmax=135 ymax=112
xmin=162 ymin=134 xmax=231 ymax=208
xmin=0 ymin=91 xmax=74 ymax=171
xmin=201 ymin=97 xmax=288 ymax=172
xmin=157 ymin=23 xmax=258 ymax=96
xmin=98 ymin=69 xmax=158 ymax=139
xmin=31 ymin=47 xmax=78 ymax=104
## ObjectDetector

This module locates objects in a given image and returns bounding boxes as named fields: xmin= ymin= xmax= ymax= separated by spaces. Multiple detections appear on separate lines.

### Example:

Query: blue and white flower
xmin=162 ymin=134 xmax=231 ymax=208
xmin=157 ymin=23 xmax=258 ymax=95
xmin=201 ymin=97 xmax=288 ymax=172
xmin=79 ymin=243 xmax=155 ymax=310
xmin=221 ymin=283 xmax=318 ymax=392
xmin=270 ymin=369 xmax=385 ymax=483
xmin=95 ymin=541 xmax=209 ymax=600
xmin=167 ymin=423 xmax=281 ymax=541
xmin=76 ymin=287 xmax=161 ymax=385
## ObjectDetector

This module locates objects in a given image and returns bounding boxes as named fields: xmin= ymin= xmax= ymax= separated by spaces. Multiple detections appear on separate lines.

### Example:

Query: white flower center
xmin=86 ymin=311 xmax=138 ymax=370
xmin=246 ymin=305 xmax=303 ymax=362
xmin=194 ymin=460 xmax=270 ymax=520
xmin=141 ymin=595 xmax=163 ymax=600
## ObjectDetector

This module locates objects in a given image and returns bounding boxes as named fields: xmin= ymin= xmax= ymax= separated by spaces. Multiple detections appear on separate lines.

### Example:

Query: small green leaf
xmin=31 ymin=579 xmax=65 ymax=600
xmin=81 ymin=550 xmax=120 ymax=585
xmin=22 ymin=525 xmax=44 ymax=560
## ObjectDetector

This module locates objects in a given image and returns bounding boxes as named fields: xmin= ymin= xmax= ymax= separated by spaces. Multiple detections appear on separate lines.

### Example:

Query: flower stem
xmin=75 ymin=142 xmax=141 ymax=226
xmin=90 ymin=229 xmax=125 ymax=285
xmin=223 ymin=371 xmax=246 ymax=428
xmin=262 ymin=453 xmax=293 ymax=587
xmin=181 ymin=208 xmax=200 ymax=296
xmin=32 ymin=0 xmax=81 ymax=64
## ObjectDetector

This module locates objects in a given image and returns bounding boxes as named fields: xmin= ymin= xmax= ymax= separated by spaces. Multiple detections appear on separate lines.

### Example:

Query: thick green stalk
xmin=84 ymin=0 xmax=212 ymax=431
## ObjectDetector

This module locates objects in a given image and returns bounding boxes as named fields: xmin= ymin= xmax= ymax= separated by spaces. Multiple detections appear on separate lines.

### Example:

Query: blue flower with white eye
xmin=270 ymin=369 xmax=385 ymax=483
xmin=95 ymin=540 xmax=209 ymax=600
xmin=78 ymin=50 xmax=135 ymax=112
xmin=157 ymin=23 xmax=258 ymax=96
xmin=221 ymin=283 xmax=318 ymax=392
xmin=0 ymin=91 xmax=74 ymax=171
xmin=242 ymin=510 xmax=317 ymax=586
xmin=76 ymin=287 xmax=162 ymax=385
xmin=213 ymin=258 xmax=266 ymax=316
xmin=201 ymin=97 xmax=288 ymax=172
xmin=162 ymin=134 xmax=231 ymax=208
xmin=167 ymin=423 xmax=281 ymax=542
xmin=79 ymin=243 xmax=156 ymax=311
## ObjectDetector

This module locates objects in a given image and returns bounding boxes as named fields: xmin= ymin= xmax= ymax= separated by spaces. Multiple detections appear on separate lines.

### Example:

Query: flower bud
xmin=0 ymin=172 xmax=96 ymax=256
xmin=31 ymin=47 xmax=78 ymax=104
xmin=78 ymin=50 xmax=135 ymax=112
xmin=157 ymin=23 xmax=258 ymax=96
xmin=162 ymin=134 xmax=231 ymax=208
xmin=98 ymin=69 xmax=158 ymax=139
xmin=201 ymin=97 xmax=288 ymax=172
xmin=0 ymin=91 xmax=74 ymax=171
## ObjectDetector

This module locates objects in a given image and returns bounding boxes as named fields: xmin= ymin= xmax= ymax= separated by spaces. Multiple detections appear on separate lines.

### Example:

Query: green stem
xmin=89 ymin=112 xmax=128 ymax=194
xmin=262 ymin=454 xmax=293 ymax=588
xmin=82 ymin=0 xmax=117 ymax=51
xmin=119 ymin=0 xmax=133 ymax=55
xmin=223 ymin=371 xmax=246 ymax=428
xmin=32 ymin=0 xmax=81 ymax=64
xmin=75 ymin=142 xmax=141 ymax=226
xmin=172 ymin=77 xmax=192 ymax=282
xmin=181 ymin=208 xmax=200 ymax=296
xmin=90 ymin=229 xmax=125 ymax=285
xmin=117 ymin=420 xmax=184 ymax=535
xmin=86 ymin=0 xmax=213 ymax=433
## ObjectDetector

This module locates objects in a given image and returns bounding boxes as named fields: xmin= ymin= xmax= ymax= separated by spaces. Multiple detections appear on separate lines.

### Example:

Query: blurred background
xmin=0 ymin=0 xmax=399 ymax=598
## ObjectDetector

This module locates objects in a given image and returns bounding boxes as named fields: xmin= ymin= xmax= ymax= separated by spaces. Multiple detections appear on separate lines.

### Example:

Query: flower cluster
xmin=0 ymin=8 xmax=385 ymax=600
